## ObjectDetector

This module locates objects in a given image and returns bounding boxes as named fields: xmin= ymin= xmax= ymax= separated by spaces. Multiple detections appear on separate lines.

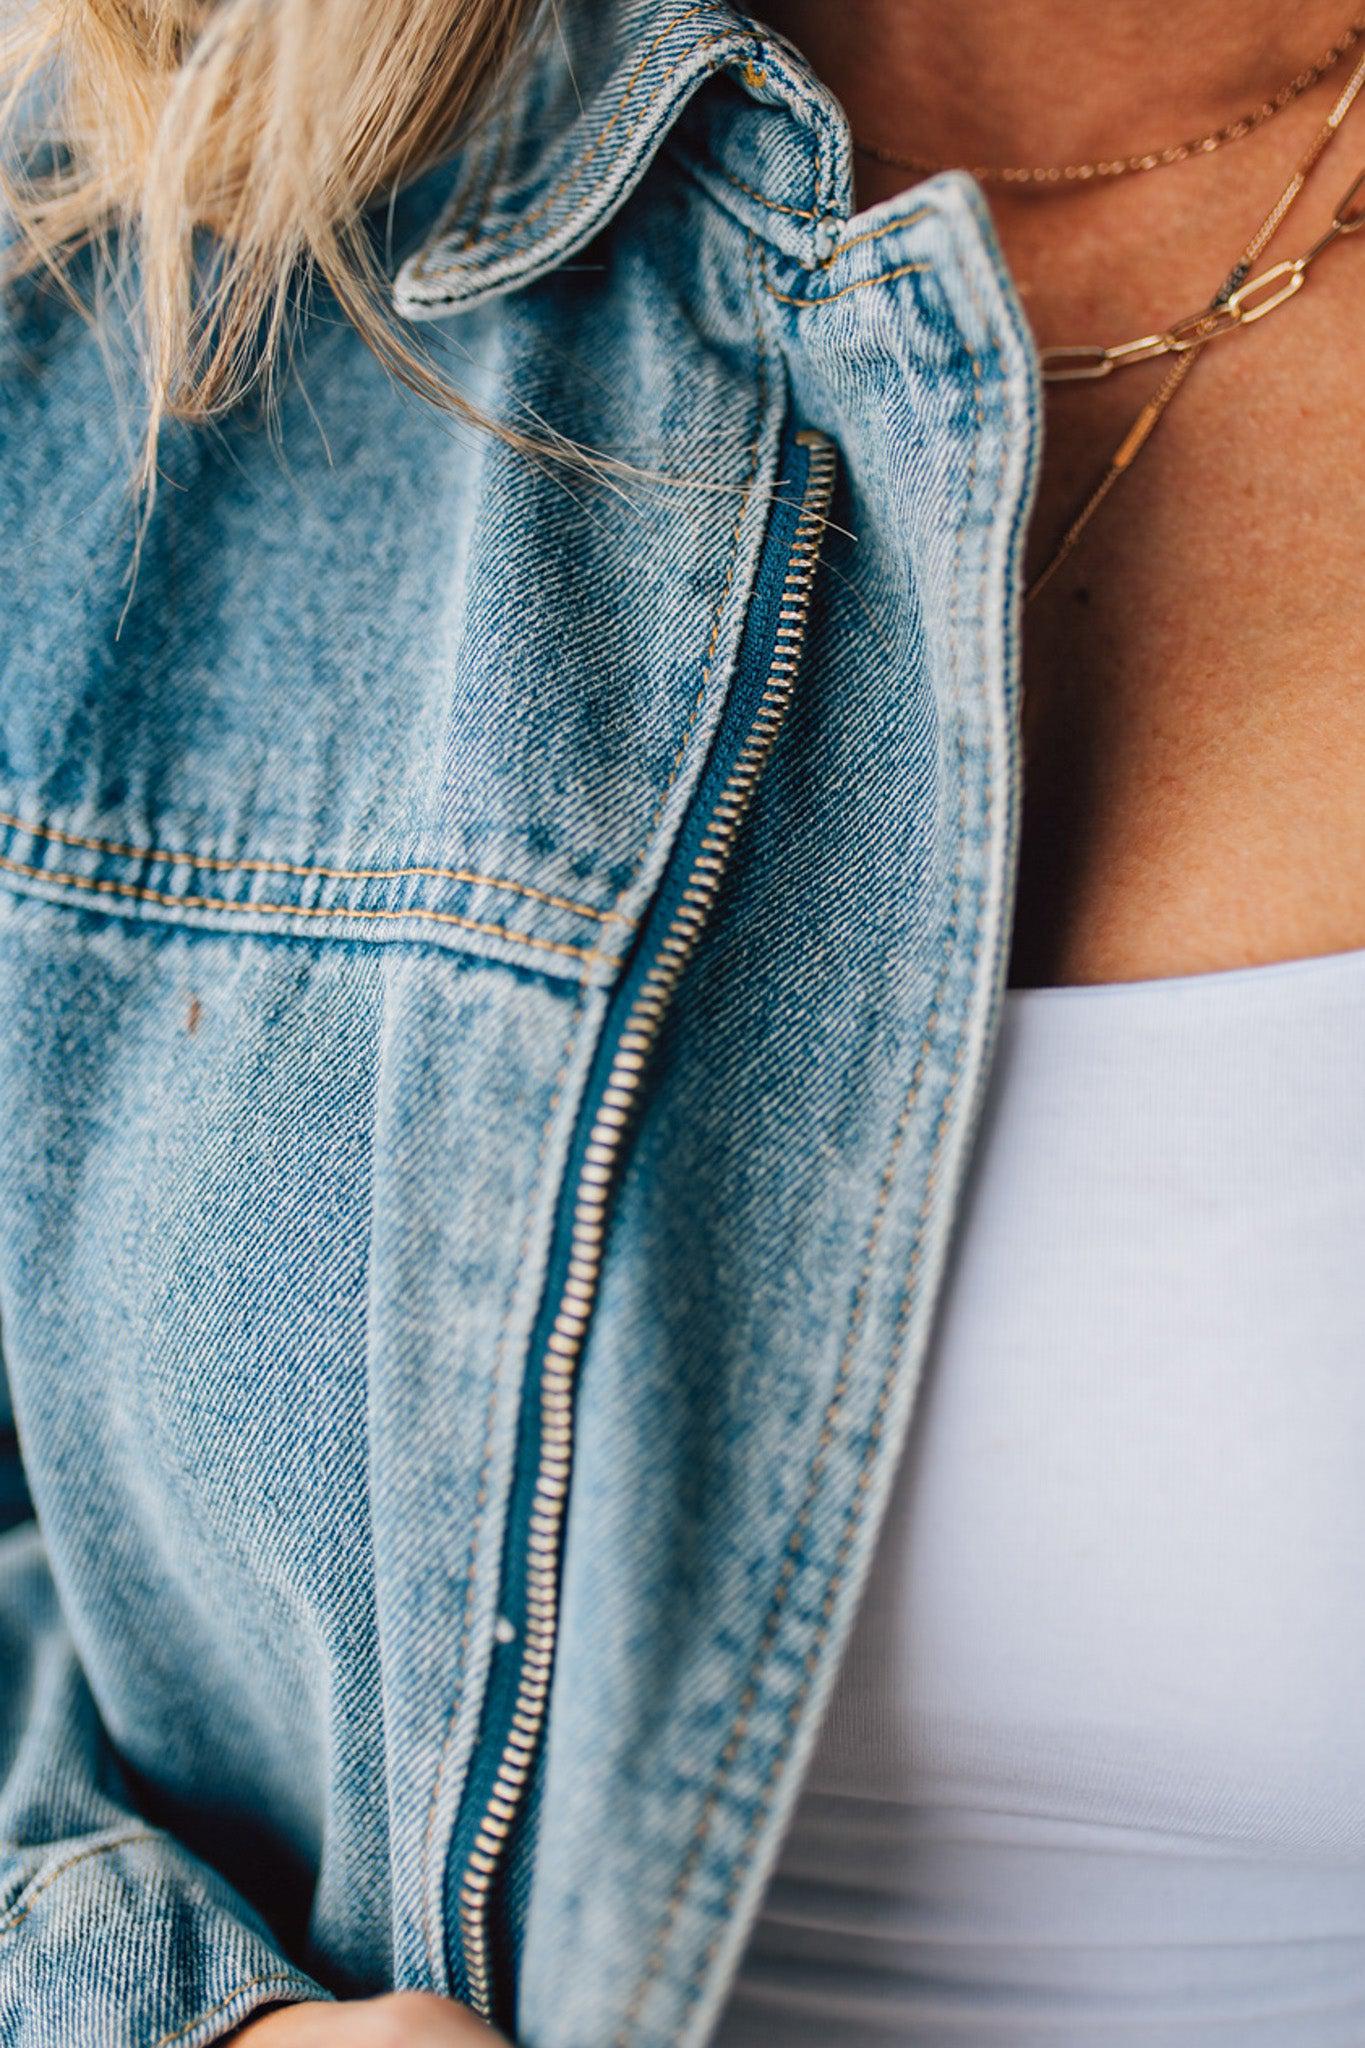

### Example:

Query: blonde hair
xmin=1 ymin=0 xmax=542 ymax=491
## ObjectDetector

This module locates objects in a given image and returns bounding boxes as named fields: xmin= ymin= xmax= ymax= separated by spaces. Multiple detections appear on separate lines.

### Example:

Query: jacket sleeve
xmin=0 ymin=1369 xmax=332 ymax=2048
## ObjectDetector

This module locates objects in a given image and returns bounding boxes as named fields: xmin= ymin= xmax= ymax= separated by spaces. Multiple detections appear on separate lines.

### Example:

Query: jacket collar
xmin=393 ymin=0 xmax=853 ymax=317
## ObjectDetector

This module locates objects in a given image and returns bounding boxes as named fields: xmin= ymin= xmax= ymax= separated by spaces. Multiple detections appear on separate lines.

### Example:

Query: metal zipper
xmin=452 ymin=426 xmax=839 ymax=2027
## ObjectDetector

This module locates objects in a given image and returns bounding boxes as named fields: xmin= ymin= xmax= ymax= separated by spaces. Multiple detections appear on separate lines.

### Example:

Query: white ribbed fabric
xmin=713 ymin=945 xmax=1365 ymax=2046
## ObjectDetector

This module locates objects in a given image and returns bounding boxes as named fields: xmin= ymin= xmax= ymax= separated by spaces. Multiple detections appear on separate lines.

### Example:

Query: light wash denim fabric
xmin=0 ymin=3 xmax=1040 ymax=2043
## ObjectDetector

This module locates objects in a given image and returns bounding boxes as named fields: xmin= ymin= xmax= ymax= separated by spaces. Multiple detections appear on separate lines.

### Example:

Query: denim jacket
xmin=0 ymin=3 xmax=1040 ymax=2042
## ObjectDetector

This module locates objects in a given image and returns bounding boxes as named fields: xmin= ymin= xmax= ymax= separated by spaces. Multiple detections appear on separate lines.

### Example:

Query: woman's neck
xmin=759 ymin=0 xmax=1355 ymax=179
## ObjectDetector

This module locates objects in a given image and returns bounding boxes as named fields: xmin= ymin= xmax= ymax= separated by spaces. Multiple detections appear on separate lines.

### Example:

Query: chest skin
xmin=1010 ymin=266 xmax=1365 ymax=990
xmin=864 ymin=106 xmax=1365 ymax=991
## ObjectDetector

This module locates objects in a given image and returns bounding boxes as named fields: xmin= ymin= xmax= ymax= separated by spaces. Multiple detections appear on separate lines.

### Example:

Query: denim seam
xmin=0 ymin=853 xmax=607 ymax=965
xmin=458 ymin=117 xmax=514 ymax=257
xmin=602 ymin=231 xmax=769 ymax=925
xmin=418 ymin=985 xmax=594 ymax=1986
xmin=823 ymin=208 xmax=934 ymax=266
xmin=612 ymin=293 xmax=994 ymax=2048
xmin=0 ymin=1829 xmax=160 ymax=1937
xmin=0 ymin=810 xmax=628 ymax=927
xmin=408 ymin=117 xmax=509 ymax=280
xmin=673 ymin=335 xmax=999 ymax=2042
xmin=711 ymin=164 xmax=818 ymax=220
xmin=447 ymin=8 xmax=736 ymax=257
xmin=763 ymin=258 xmax=930 ymax=308
xmin=148 ymin=1972 xmax=317 ymax=2048
xmin=729 ymin=14 xmax=833 ymax=214
xmin=406 ymin=17 xmax=828 ymax=317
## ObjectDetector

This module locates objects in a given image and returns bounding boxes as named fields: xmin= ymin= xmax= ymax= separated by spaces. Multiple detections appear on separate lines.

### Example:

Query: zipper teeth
xmin=458 ymin=430 xmax=839 ymax=2020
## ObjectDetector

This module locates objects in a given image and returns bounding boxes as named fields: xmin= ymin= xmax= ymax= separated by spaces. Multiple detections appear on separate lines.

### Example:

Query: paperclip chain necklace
xmin=1026 ymin=43 xmax=1365 ymax=604
xmin=855 ymin=19 xmax=1365 ymax=184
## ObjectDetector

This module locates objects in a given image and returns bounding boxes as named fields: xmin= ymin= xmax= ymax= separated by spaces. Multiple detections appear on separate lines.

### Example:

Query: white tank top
xmin=713 ymin=945 xmax=1365 ymax=2047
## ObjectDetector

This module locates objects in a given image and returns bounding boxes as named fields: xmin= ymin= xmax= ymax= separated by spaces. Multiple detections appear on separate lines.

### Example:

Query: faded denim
xmin=0 ymin=3 xmax=1040 ymax=2043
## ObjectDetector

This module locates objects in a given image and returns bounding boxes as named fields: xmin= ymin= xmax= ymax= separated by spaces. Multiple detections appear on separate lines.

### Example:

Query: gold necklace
xmin=854 ymin=20 xmax=1365 ymax=185
xmin=1027 ymin=44 xmax=1365 ymax=606
xmin=1041 ymin=164 xmax=1365 ymax=384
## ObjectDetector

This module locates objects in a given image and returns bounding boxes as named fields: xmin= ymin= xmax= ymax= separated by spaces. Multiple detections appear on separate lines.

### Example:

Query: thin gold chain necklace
xmin=1026 ymin=44 xmax=1365 ymax=606
xmin=854 ymin=19 xmax=1365 ymax=185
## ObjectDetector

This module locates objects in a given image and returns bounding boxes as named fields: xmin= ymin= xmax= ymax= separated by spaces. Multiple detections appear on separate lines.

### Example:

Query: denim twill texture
xmin=0 ymin=2 xmax=1040 ymax=2043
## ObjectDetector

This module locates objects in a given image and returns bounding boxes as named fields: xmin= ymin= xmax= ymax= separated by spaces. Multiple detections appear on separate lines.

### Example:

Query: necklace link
xmin=1039 ymin=164 xmax=1365 ymax=381
xmin=1106 ymin=333 xmax=1174 ymax=368
xmin=1165 ymin=302 xmax=1244 ymax=348
xmin=1224 ymin=256 xmax=1307 ymax=322
xmin=1037 ymin=343 xmax=1117 ymax=382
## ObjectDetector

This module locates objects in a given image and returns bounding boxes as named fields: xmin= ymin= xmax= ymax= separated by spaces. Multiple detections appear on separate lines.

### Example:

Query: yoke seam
xmin=0 ymin=853 xmax=605 ymax=965
xmin=0 ymin=810 xmax=633 ymax=928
